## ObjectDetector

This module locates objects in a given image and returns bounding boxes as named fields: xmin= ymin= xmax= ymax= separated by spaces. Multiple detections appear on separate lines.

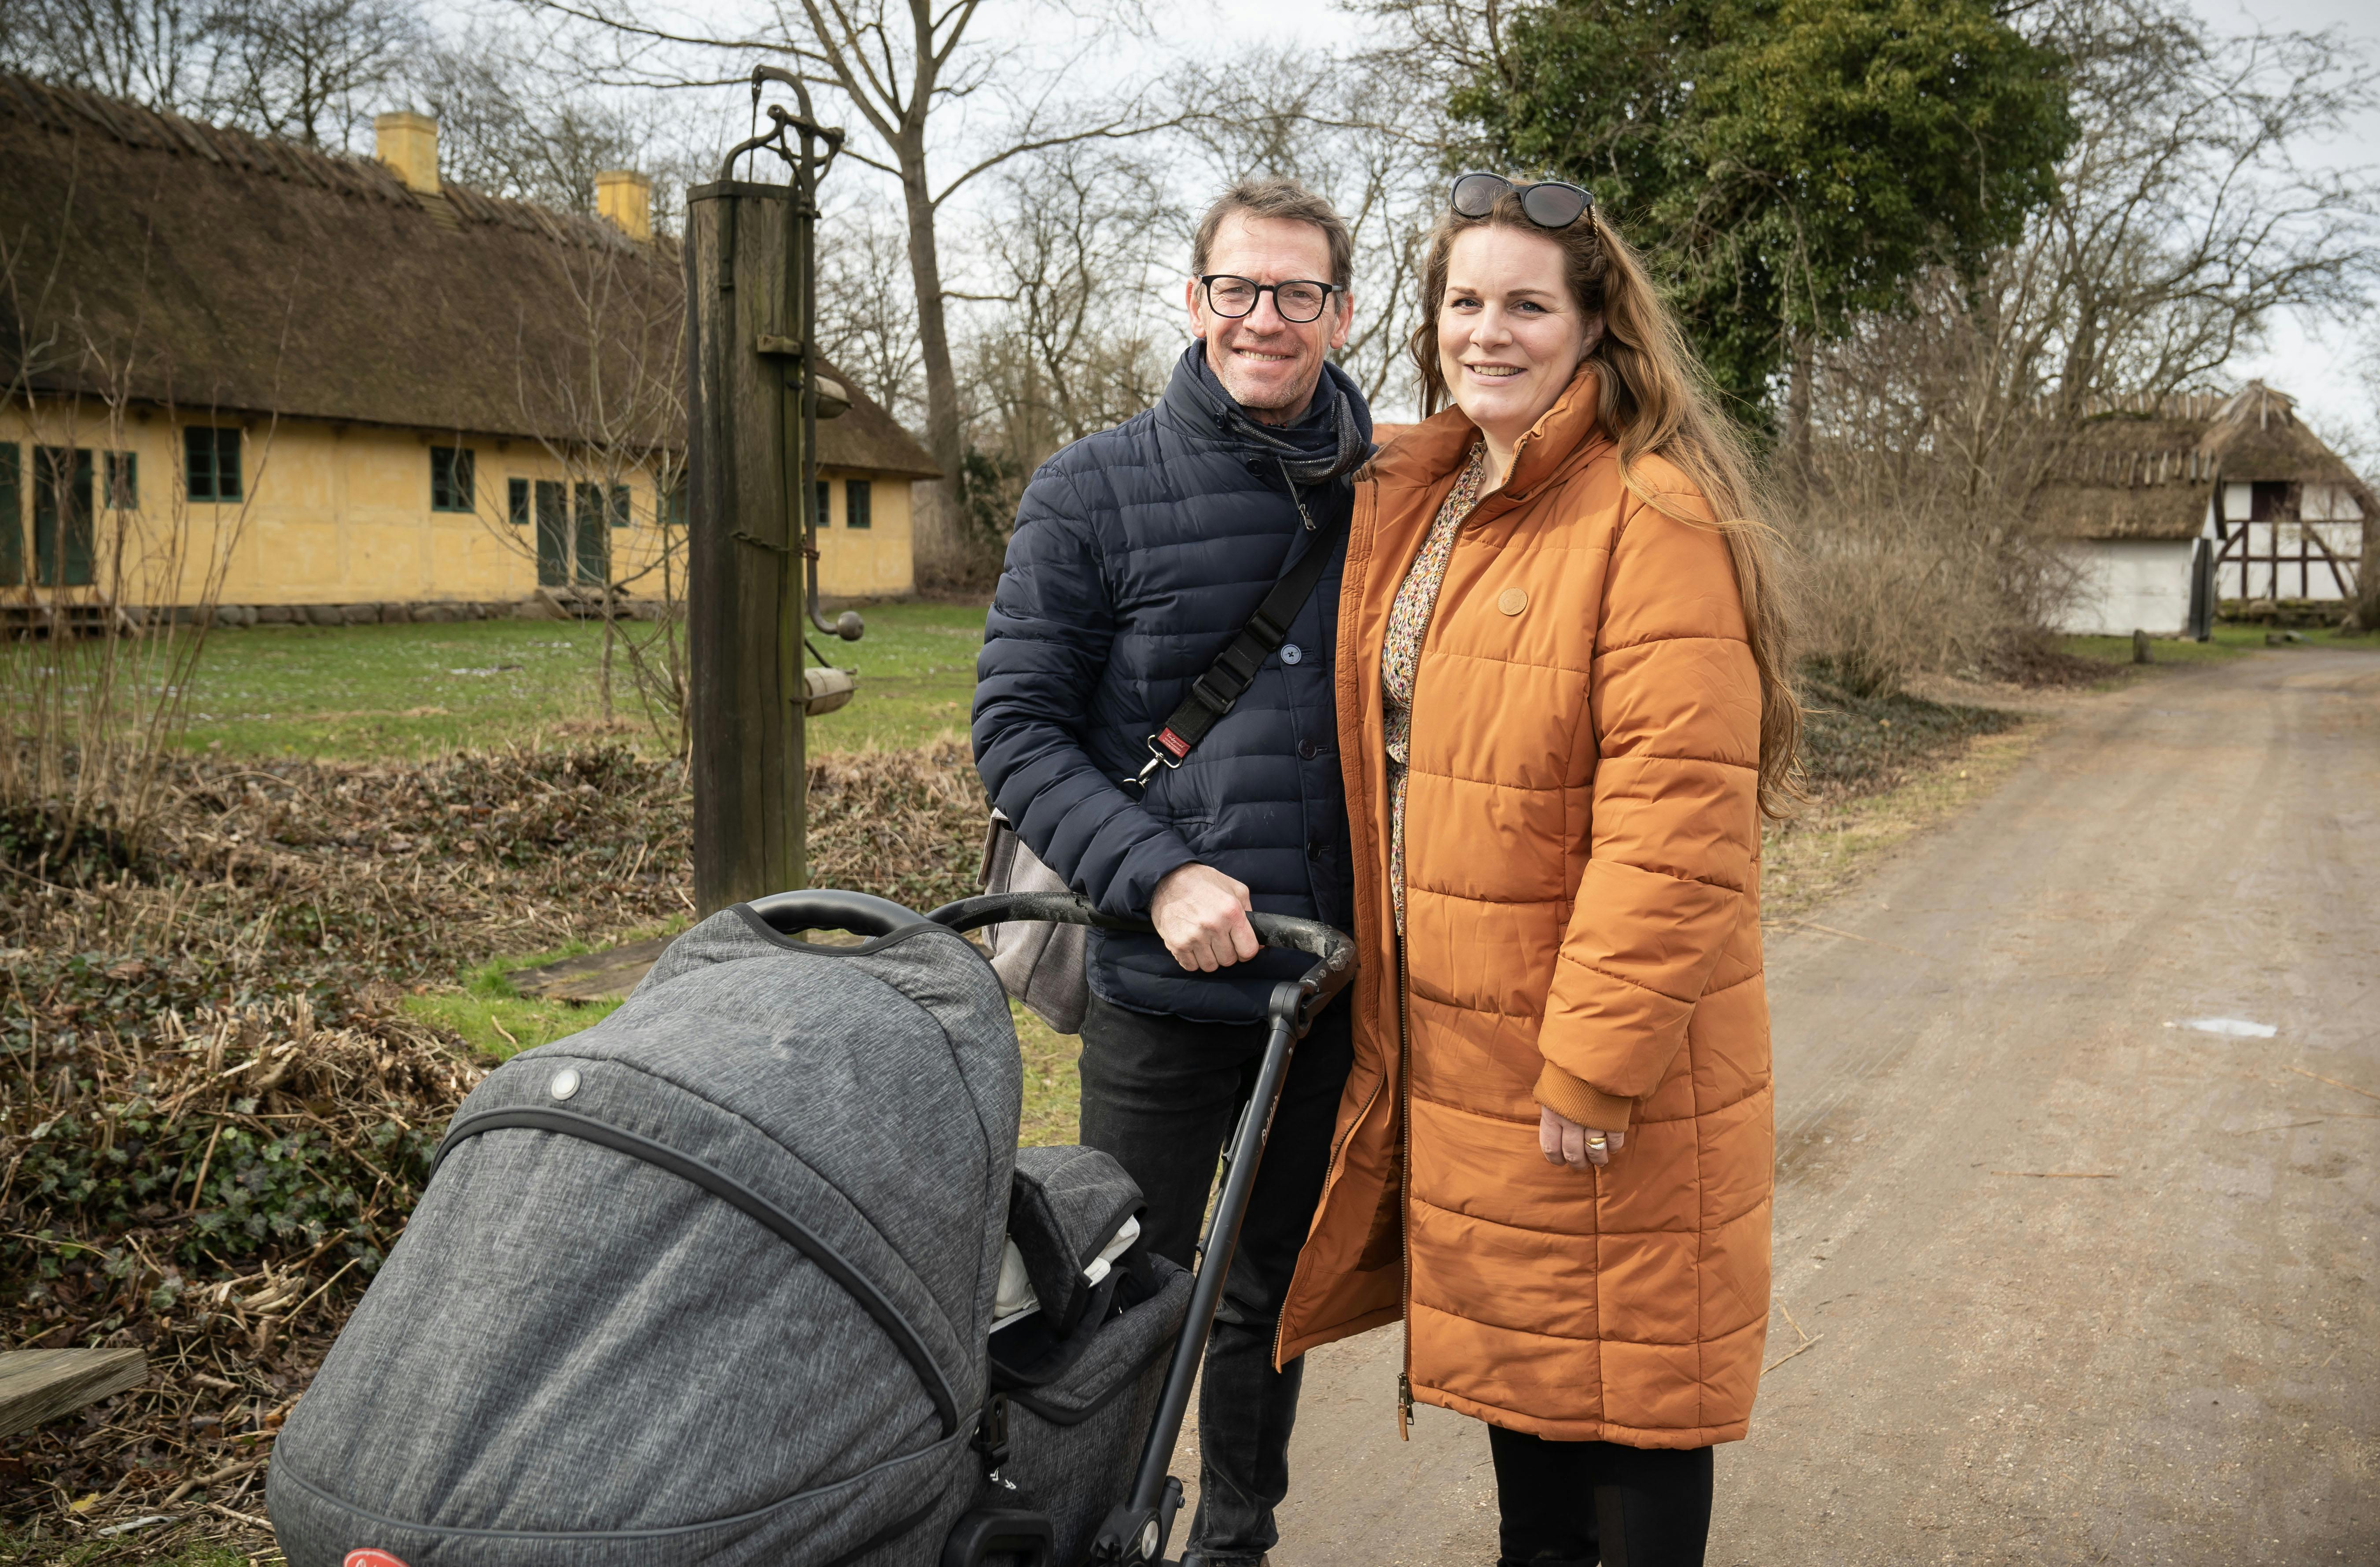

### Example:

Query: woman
xmin=1274 ymin=174 xmax=1800 ymax=1565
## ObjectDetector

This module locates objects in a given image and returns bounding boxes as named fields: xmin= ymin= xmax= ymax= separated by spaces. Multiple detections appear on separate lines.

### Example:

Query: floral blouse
xmin=1383 ymin=443 xmax=1489 ymax=935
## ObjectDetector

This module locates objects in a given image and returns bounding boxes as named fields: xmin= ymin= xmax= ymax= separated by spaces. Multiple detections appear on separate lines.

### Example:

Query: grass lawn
xmin=2061 ymin=620 xmax=2380 ymax=668
xmin=408 ymin=930 xmax=1088 ymax=1146
xmin=401 ymin=937 xmax=660 ymax=1059
xmin=179 ymin=599 xmax=987 ymax=759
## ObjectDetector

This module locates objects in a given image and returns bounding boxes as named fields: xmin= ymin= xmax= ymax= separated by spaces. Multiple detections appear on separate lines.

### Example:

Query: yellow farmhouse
xmin=0 ymin=77 xmax=937 ymax=623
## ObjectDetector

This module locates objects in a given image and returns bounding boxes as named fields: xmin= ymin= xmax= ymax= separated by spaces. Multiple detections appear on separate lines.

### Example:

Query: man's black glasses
xmin=1450 ymin=173 xmax=1594 ymax=230
xmin=1199 ymin=275 xmax=1338 ymax=324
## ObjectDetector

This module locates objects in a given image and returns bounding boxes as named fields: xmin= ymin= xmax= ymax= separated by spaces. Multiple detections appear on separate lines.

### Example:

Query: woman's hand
xmin=1541 ymin=1105 xmax=1625 ymax=1170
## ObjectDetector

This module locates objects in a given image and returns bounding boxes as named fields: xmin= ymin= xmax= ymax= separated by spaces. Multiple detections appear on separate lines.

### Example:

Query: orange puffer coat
xmin=1275 ymin=368 xmax=1773 ymax=1448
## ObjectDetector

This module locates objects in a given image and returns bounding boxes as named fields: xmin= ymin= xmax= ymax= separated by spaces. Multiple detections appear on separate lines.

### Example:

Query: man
xmin=972 ymin=177 xmax=1372 ymax=1567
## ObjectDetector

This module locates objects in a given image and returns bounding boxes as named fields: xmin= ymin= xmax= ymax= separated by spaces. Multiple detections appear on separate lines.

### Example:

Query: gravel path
xmin=1257 ymin=646 xmax=2380 ymax=1566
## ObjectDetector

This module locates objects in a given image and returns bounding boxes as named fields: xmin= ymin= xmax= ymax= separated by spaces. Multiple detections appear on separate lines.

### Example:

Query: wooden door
xmin=33 ymin=447 xmax=93 ymax=587
xmin=573 ymin=483 xmax=609 ymax=587
xmin=535 ymin=480 xmax=568 ymax=587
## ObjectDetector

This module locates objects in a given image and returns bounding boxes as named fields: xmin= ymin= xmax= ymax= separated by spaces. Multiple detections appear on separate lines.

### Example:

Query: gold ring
xmin=1585 ymin=1132 xmax=1608 ymax=1150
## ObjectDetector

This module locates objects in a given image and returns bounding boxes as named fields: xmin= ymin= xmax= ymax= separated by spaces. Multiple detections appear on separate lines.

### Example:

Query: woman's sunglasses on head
xmin=1450 ymin=173 xmax=1594 ymax=230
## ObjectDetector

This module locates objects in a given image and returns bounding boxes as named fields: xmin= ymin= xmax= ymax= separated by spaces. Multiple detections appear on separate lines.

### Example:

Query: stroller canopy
xmin=269 ymin=907 xmax=1021 ymax=1565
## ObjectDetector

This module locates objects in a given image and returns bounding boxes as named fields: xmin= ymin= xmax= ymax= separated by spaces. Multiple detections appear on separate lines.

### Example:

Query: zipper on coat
xmin=1387 ymin=474 xmax=1464 ymax=1445
xmin=1396 ymin=926 xmax=1414 ymax=1442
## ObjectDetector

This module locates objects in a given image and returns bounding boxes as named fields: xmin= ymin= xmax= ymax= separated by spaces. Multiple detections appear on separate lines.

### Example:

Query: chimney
xmin=595 ymin=170 xmax=654 ymax=242
xmin=374 ymin=111 xmax=439 ymax=194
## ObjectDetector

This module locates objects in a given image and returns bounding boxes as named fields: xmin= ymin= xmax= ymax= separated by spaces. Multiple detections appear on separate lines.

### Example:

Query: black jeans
xmin=1077 ymin=988 xmax=1354 ymax=1567
xmin=1488 ymin=1425 xmax=1714 ymax=1567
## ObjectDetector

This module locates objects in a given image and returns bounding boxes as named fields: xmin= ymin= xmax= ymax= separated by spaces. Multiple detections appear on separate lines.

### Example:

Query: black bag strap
xmin=1131 ymin=474 xmax=1341 ymax=789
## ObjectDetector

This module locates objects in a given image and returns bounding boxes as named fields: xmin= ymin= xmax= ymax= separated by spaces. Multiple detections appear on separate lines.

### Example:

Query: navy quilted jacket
xmin=973 ymin=346 xmax=1371 ymax=1023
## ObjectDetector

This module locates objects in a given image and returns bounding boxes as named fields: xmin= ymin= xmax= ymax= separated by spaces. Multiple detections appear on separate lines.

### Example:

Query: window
xmin=509 ymin=477 xmax=531 ymax=527
xmin=846 ymin=479 xmax=872 ymax=530
xmin=34 ymin=446 xmax=94 ymax=587
xmin=431 ymin=446 xmax=475 ymax=512
xmin=2248 ymin=481 xmax=2299 ymax=522
xmin=104 ymin=451 xmax=137 ymax=509
xmin=607 ymin=483 xmax=631 ymax=529
xmin=0 ymin=444 xmax=22 ymax=587
xmin=662 ymin=479 xmax=688 ymax=528
xmin=816 ymin=480 xmax=831 ymax=528
xmin=184 ymin=426 xmax=242 ymax=502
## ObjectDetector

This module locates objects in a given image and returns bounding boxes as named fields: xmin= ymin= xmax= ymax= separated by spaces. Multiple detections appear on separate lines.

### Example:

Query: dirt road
xmin=1260 ymin=647 xmax=2380 ymax=1565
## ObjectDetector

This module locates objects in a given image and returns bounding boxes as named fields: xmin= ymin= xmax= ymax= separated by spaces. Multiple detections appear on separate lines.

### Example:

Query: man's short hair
xmin=1192 ymin=178 xmax=1354 ymax=294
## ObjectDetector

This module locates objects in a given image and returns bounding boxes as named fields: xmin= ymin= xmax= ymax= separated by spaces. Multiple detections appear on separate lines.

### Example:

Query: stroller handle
xmin=925 ymin=891 xmax=1356 ymax=980
xmin=747 ymin=887 xmax=1358 ymax=1025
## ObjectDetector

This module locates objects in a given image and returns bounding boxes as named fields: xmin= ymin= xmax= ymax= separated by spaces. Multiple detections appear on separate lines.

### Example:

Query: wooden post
xmin=685 ymin=175 xmax=802 ymax=912
xmin=683 ymin=78 xmax=855 ymax=916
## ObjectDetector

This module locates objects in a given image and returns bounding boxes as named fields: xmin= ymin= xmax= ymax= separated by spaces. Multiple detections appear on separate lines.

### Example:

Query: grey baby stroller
xmin=265 ymin=888 xmax=1354 ymax=1567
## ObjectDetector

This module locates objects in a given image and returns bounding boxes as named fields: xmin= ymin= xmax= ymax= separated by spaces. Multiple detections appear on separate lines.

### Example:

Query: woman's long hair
xmin=1409 ymin=190 xmax=1802 ymax=817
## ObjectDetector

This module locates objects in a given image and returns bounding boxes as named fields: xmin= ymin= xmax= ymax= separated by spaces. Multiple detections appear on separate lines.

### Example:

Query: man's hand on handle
xmin=1541 ymin=1105 xmax=1626 ymax=1170
xmin=1152 ymin=863 xmax=1259 ymax=972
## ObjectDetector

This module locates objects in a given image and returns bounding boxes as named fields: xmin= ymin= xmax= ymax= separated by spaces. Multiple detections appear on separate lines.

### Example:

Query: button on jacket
xmin=972 ymin=347 xmax=1368 ymax=1024
xmin=1276 ymin=367 xmax=1773 ymax=1448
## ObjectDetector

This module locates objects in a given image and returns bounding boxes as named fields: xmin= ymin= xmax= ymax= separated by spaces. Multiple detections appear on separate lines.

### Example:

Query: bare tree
xmin=410 ymin=29 xmax=700 ymax=218
xmin=1785 ymin=0 xmax=2379 ymax=684
xmin=0 ymin=181 xmax=261 ymax=850
xmin=3 ymin=0 xmax=423 ymax=150
xmin=2024 ymin=1 xmax=2379 ymax=414
xmin=527 ymin=0 xmax=1192 ymax=576
xmin=936 ymin=140 xmax=1170 ymax=546
xmin=469 ymin=236 xmax=692 ymax=749
xmin=816 ymin=200 xmax=924 ymax=424
xmin=206 ymin=0 xmax=420 ymax=148
xmin=973 ymin=144 xmax=1166 ymax=443
xmin=0 ymin=0 xmax=224 ymax=111
xmin=1174 ymin=48 xmax=1448 ymax=410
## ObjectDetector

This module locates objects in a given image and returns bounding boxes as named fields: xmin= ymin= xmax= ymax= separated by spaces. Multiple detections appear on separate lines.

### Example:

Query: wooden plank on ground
xmin=0 ymin=1348 xmax=148 ymax=1438
xmin=509 ymin=935 xmax=672 ymax=1003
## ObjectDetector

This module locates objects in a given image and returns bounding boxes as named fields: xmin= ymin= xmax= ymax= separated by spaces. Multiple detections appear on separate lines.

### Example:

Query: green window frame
xmin=34 ymin=446 xmax=95 ymax=587
xmin=508 ymin=477 xmax=531 ymax=526
xmin=104 ymin=451 xmax=137 ymax=509
xmin=607 ymin=483 xmax=631 ymax=530
xmin=662 ymin=479 xmax=688 ymax=528
xmin=184 ymin=426 xmax=242 ymax=502
xmin=815 ymin=479 xmax=831 ymax=528
xmin=431 ymin=446 xmax=475 ymax=512
xmin=0 ymin=443 xmax=22 ymax=587
xmin=846 ymin=478 xmax=872 ymax=530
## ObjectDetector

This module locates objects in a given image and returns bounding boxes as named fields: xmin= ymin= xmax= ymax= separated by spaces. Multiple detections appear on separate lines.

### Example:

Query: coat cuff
xmin=1534 ymin=1061 xmax=1634 ymax=1132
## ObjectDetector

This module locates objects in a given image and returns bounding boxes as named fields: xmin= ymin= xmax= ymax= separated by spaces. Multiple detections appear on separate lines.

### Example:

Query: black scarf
xmin=1171 ymin=341 xmax=1375 ymax=488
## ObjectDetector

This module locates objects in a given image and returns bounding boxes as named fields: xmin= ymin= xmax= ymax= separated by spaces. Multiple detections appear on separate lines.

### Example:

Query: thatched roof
xmin=2032 ymin=383 xmax=2373 ymax=541
xmin=0 ymin=74 xmax=939 ymax=477
xmin=815 ymin=376 xmax=941 ymax=479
